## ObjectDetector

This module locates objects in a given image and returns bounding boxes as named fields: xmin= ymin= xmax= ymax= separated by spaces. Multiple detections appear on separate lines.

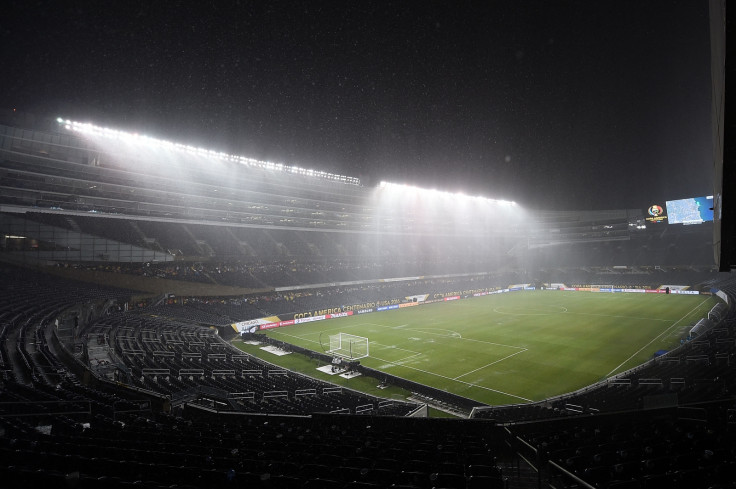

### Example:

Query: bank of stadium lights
xmin=378 ymin=181 xmax=516 ymax=206
xmin=56 ymin=118 xmax=360 ymax=186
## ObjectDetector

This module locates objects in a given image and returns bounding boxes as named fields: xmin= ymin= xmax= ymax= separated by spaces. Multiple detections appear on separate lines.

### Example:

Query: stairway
xmin=129 ymin=221 xmax=164 ymax=251
xmin=499 ymin=456 xmax=542 ymax=489
xmin=63 ymin=216 xmax=82 ymax=233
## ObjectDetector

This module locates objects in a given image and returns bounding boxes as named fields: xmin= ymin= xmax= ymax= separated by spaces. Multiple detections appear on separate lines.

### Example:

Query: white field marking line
xmin=562 ymin=311 xmax=674 ymax=322
xmin=452 ymin=349 xmax=529 ymax=380
xmin=405 ymin=327 xmax=462 ymax=338
xmin=269 ymin=325 xmax=531 ymax=402
xmin=387 ymin=352 xmax=423 ymax=365
xmin=371 ymin=322 xmax=527 ymax=350
xmin=658 ymin=298 xmax=713 ymax=334
xmin=271 ymin=322 xmax=422 ymax=355
xmin=664 ymin=301 xmax=715 ymax=340
xmin=605 ymin=297 xmax=712 ymax=377
xmin=369 ymin=341 xmax=422 ymax=355
xmin=304 ymin=320 xmax=525 ymax=351
xmin=370 ymin=354 xmax=533 ymax=403
xmin=268 ymin=330 xmax=422 ymax=363
xmin=310 ymin=321 xmax=526 ymax=351
xmin=455 ymin=336 xmax=527 ymax=350
xmin=666 ymin=327 xmax=689 ymax=341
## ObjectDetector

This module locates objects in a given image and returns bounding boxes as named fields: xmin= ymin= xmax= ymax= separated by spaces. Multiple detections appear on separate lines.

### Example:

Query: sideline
xmin=604 ymin=297 xmax=712 ymax=377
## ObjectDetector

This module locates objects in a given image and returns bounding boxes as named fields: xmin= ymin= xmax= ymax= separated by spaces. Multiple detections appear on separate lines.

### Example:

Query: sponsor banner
xmin=433 ymin=292 xmax=462 ymax=299
xmin=550 ymin=283 xmax=566 ymax=289
xmin=473 ymin=292 xmax=489 ymax=297
xmin=356 ymin=308 xmax=374 ymax=314
xmin=232 ymin=317 xmax=281 ymax=333
xmin=524 ymin=286 xmax=536 ymax=290
xmin=424 ymin=299 xmax=443 ymax=304
xmin=345 ymin=302 xmax=378 ymax=311
xmin=258 ymin=311 xmax=354 ymax=331
xmin=326 ymin=311 xmax=354 ymax=319
xmin=259 ymin=322 xmax=281 ymax=330
xmin=377 ymin=305 xmax=400 ymax=311
xmin=295 ymin=315 xmax=326 ymax=324
xmin=233 ymin=319 xmax=266 ymax=329
xmin=444 ymin=296 xmax=460 ymax=301
xmin=405 ymin=294 xmax=429 ymax=303
xmin=549 ymin=286 xmax=697 ymax=295
xmin=399 ymin=302 xmax=418 ymax=308
xmin=508 ymin=284 xmax=530 ymax=290
xmin=660 ymin=285 xmax=689 ymax=291
xmin=572 ymin=284 xmax=650 ymax=289
xmin=289 ymin=301 xmax=395 ymax=318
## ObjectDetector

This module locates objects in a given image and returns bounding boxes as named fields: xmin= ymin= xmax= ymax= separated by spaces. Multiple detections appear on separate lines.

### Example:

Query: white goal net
xmin=327 ymin=333 xmax=369 ymax=360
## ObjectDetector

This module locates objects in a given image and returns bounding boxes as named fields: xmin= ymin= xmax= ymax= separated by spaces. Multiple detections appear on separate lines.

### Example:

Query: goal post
xmin=327 ymin=333 xmax=369 ymax=360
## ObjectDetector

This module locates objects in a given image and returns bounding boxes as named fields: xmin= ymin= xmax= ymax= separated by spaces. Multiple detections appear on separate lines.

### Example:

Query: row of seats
xmin=84 ymin=310 xmax=419 ymax=416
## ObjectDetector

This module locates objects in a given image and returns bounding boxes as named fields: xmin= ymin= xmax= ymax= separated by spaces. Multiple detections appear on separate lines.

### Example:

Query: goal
xmin=327 ymin=333 xmax=369 ymax=360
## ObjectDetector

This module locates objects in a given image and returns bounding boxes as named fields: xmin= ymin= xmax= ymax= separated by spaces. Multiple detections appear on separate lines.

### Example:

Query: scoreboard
xmin=645 ymin=195 xmax=714 ymax=225
xmin=666 ymin=196 xmax=714 ymax=225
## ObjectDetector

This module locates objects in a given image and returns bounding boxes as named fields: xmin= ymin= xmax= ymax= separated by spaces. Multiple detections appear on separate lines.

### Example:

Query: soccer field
xmin=261 ymin=290 xmax=717 ymax=405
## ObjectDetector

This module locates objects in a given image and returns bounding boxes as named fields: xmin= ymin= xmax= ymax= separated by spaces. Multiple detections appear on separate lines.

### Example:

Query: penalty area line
xmin=371 ymin=355 xmax=533 ymax=403
xmin=369 ymin=341 xmax=422 ymax=356
xmin=453 ymin=349 xmax=528 ymax=380
xmin=269 ymin=329 xmax=531 ymax=402
xmin=267 ymin=330 xmax=422 ymax=363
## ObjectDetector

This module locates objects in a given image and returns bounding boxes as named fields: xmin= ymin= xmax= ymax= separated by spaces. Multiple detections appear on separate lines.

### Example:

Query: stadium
xmin=1 ymin=107 xmax=734 ymax=487
xmin=1 ymin=4 xmax=735 ymax=489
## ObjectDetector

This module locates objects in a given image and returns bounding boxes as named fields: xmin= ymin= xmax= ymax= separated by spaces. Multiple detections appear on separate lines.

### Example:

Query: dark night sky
xmin=1 ymin=1 xmax=714 ymax=210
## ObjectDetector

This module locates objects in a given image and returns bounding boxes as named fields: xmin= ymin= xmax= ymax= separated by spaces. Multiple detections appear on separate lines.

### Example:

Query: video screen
xmin=666 ymin=196 xmax=714 ymax=225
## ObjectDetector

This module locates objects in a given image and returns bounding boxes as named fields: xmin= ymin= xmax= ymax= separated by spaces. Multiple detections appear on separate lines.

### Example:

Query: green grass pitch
xmin=261 ymin=290 xmax=718 ymax=405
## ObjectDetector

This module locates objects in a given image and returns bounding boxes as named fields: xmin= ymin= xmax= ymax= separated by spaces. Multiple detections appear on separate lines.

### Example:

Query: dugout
xmin=689 ymin=318 xmax=713 ymax=339
xmin=708 ymin=302 xmax=728 ymax=322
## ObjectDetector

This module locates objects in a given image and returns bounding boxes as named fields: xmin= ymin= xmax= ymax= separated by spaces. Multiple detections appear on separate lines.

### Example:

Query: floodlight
xmin=56 ymin=117 xmax=361 ymax=186
xmin=377 ymin=180 xmax=519 ymax=207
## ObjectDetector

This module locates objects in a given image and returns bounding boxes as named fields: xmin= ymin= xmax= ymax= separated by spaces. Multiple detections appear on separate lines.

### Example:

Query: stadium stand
xmin=1 ymin=115 xmax=734 ymax=487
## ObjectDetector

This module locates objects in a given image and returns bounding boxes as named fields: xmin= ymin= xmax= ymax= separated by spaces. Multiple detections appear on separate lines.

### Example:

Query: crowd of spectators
xmin=149 ymin=273 xmax=520 ymax=325
xmin=55 ymin=259 xmax=718 ymax=292
xmin=52 ymin=256 xmax=511 ymax=288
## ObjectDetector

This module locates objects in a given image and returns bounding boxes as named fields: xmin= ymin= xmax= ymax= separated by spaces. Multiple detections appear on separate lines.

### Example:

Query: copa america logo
xmin=648 ymin=205 xmax=663 ymax=217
